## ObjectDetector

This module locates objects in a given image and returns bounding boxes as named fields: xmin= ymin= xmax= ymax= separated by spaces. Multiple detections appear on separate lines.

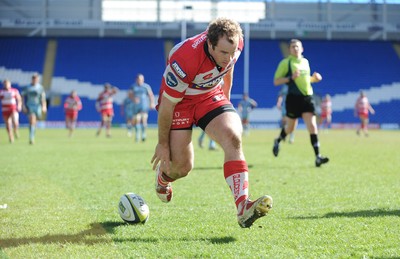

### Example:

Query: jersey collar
xmin=204 ymin=42 xmax=222 ymax=72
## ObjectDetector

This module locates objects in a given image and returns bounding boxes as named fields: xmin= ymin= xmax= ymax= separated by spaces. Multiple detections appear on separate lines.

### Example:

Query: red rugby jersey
xmin=0 ymin=88 xmax=20 ymax=112
xmin=160 ymin=31 xmax=243 ymax=103
xmin=355 ymin=96 xmax=370 ymax=114
xmin=97 ymin=90 xmax=115 ymax=111
xmin=64 ymin=95 xmax=82 ymax=114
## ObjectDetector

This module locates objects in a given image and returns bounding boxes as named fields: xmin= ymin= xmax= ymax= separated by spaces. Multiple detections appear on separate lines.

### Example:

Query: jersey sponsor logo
xmin=171 ymin=61 xmax=187 ymax=79
xmin=202 ymin=73 xmax=213 ymax=80
xmin=166 ymin=72 xmax=178 ymax=87
xmin=192 ymin=34 xmax=207 ymax=49
xmin=212 ymin=94 xmax=224 ymax=102
xmin=191 ymin=76 xmax=223 ymax=89
xmin=172 ymin=117 xmax=190 ymax=126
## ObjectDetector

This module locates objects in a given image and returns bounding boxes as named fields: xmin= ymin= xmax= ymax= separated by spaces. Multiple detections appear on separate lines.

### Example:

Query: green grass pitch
xmin=0 ymin=127 xmax=399 ymax=258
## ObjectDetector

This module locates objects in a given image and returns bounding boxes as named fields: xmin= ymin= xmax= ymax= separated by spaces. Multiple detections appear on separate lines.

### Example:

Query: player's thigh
xmin=11 ymin=111 xmax=19 ymax=124
xmin=205 ymin=111 xmax=242 ymax=148
xmin=327 ymin=114 xmax=332 ymax=122
xmin=141 ymin=112 xmax=148 ymax=122
xmin=2 ymin=113 xmax=9 ymax=124
xmin=169 ymin=129 xmax=194 ymax=172
xmin=135 ymin=113 xmax=142 ymax=122
xmin=3 ymin=114 xmax=12 ymax=127
xmin=28 ymin=105 xmax=41 ymax=119
xmin=125 ymin=112 xmax=133 ymax=122
xmin=285 ymin=117 xmax=298 ymax=133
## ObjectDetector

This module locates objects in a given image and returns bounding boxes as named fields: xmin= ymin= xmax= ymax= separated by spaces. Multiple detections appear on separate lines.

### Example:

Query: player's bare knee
xmin=179 ymin=163 xmax=193 ymax=177
xmin=223 ymin=129 xmax=242 ymax=150
xmin=171 ymin=163 xmax=193 ymax=179
xmin=232 ymin=135 xmax=242 ymax=150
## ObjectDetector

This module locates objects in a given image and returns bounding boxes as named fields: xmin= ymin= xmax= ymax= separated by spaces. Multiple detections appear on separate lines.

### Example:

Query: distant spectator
xmin=0 ymin=79 xmax=22 ymax=143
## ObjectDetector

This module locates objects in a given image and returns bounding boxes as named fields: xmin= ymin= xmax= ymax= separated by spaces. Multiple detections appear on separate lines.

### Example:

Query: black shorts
xmin=285 ymin=94 xmax=316 ymax=119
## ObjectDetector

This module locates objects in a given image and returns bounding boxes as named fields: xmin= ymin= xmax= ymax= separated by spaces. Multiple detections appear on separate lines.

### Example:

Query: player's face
xmin=3 ymin=80 xmax=11 ymax=90
xmin=289 ymin=41 xmax=303 ymax=58
xmin=31 ymin=76 xmax=39 ymax=85
xmin=136 ymin=75 xmax=144 ymax=85
xmin=208 ymin=35 xmax=239 ymax=68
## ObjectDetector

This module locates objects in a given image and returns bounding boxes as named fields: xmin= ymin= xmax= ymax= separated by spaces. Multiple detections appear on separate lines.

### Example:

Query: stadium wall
xmin=0 ymin=37 xmax=399 ymax=129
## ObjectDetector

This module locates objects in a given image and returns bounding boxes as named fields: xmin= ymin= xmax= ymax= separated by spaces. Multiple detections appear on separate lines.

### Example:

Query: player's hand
xmin=312 ymin=72 xmax=323 ymax=82
xmin=292 ymin=69 xmax=301 ymax=79
xmin=151 ymin=143 xmax=171 ymax=174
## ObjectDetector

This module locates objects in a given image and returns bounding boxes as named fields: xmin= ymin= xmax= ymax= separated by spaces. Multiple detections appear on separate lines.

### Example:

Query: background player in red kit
xmin=0 ymin=79 xmax=22 ymax=143
xmin=319 ymin=94 xmax=332 ymax=130
xmin=64 ymin=90 xmax=82 ymax=137
xmin=354 ymin=90 xmax=375 ymax=136
xmin=151 ymin=18 xmax=272 ymax=228
xmin=95 ymin=83 xmax=118 ymax=137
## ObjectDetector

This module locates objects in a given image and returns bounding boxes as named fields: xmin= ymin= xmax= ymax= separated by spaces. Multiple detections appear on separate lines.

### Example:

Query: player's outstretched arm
xmin=151 ymin=95 xmax=177 ymax=174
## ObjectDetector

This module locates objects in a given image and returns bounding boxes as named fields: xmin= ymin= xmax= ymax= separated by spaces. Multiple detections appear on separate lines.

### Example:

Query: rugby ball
xmin=118 ymin=193 xmax=149 ymax=224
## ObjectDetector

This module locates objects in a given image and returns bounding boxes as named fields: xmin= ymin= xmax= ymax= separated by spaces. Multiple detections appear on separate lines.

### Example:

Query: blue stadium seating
xmin=54 ymin=38 xmax=165 ymax=88
xmin=0 ymin=38 xmax=47 ymax=72
xmin=1 ymin=37 xmax=399 ymax=126
xmin=301 ymin=40 xmax=400 ymax=97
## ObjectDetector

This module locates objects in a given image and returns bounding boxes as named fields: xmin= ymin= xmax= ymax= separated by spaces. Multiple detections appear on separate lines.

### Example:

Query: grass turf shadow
xmin=0 ymin=221 xmax=236 ymax=249
xmin=291 ymin=208 xmax=400 ymax=219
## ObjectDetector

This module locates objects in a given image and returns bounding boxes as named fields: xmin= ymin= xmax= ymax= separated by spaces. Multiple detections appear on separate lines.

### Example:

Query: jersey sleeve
xmin=161 ymin=54 xmax=193 ymax=103
xmin=144 ymin=84 xmax=153 ymax=96
xmin=274 ymin=59 xmax=289 ymax=80
xmin=76 ymin=97 xmax=82 ymax=110
xmin=21 ymin=87 xmax=27 ymax=97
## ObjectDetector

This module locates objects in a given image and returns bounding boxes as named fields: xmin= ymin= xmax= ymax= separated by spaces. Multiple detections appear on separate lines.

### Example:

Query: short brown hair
xmin=207 ymin=18 xmax=243 ymax=49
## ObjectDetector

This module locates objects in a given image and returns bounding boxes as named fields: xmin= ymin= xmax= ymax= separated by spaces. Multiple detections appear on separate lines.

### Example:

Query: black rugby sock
xmin=278 ymin=128 xmax=287 ymax=143
xmin=310 ymin=134 xmax=320 ymax=156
